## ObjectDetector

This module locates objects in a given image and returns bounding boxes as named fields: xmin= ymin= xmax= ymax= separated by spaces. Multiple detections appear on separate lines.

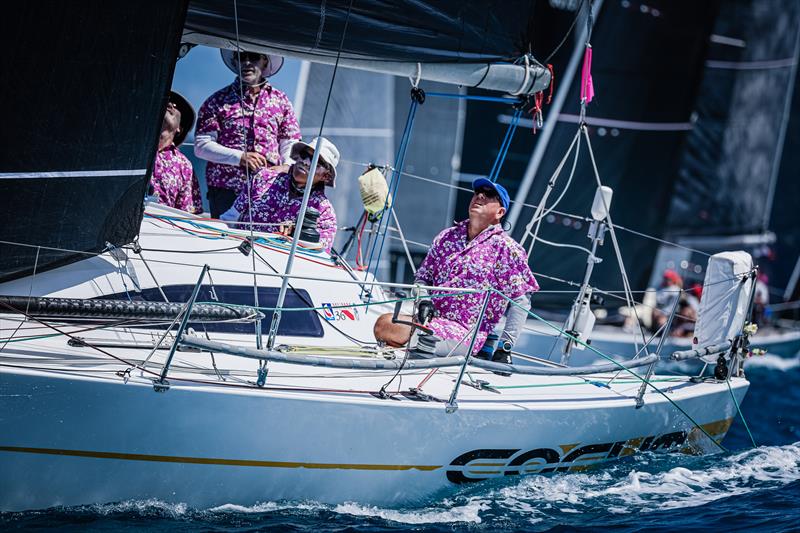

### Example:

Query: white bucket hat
xmin=220 ymin=49 xmax=284 ymax=78
xmin=290 ymin=137 xmax=341 ymax=187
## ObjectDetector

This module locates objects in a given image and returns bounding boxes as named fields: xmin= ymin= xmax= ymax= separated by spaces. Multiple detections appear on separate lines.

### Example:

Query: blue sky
xmin=172 ymin=45 xmax=301 ymax=141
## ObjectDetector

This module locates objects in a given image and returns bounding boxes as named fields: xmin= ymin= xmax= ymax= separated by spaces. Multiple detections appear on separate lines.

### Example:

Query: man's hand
xmin=267 ymin=164 xmax=290 ymax=174
xmin=240 ymin=152 xmax=267 ymax=171
xmin=278 ymin=221 xmax=295 ymax=238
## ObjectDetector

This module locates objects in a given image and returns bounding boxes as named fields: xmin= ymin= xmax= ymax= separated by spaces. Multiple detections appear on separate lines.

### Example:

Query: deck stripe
xmin=0 ymin=446 xmax=441 ymax=472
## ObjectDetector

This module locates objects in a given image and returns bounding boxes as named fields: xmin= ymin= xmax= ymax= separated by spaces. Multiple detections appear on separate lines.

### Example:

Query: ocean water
xmin=3 ymin=355 xmax=799 ymax=532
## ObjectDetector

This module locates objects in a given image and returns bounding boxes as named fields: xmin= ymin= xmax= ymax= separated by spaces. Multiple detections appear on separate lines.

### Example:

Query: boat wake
xmin=4 ymin=443 xmax=798 ymax=529
xmin=744 ymin=353 xmax=800 ymax=371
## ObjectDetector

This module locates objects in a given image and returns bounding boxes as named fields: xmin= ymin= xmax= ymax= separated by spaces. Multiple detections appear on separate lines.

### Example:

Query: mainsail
xmin=0 ymin=1 xmax=189 ymax=282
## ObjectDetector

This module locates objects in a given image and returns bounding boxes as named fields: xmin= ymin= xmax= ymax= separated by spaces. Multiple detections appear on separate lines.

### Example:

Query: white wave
xmin=493 ymin=443 xmax=800 ymax=514
xmin=86 ymin=498 xmax=188 ymax=517
xmin=332 ymin=499 xmax=489 ymax=525
xmin=207 ymin=501 xmax=285 ymax=513
xmin=744 ymin=353 xmax=800 ymax=371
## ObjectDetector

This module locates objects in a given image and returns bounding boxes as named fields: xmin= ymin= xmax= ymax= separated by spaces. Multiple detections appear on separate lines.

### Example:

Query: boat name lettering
xmin=445 ymin=429 xmax=688 ymax=484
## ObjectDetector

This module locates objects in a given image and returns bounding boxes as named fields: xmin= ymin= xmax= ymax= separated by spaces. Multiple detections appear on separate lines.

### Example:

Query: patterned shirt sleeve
xmin=316 ymin=198 xmax=338 ymax=253
xmin=190 ymin=172 xmax=203 ymax=214
xmin=494 ymin=239 xmax=539 ymax=300
xmin=232 ymin=167 xmax=279 ymax=215
xmin=195 ymin=94 xmax=221 ymax=137
xmin=415 ymin=228 xmax=447 ymax=286
xmin=277 ymin=96 xmax=302 ymax=148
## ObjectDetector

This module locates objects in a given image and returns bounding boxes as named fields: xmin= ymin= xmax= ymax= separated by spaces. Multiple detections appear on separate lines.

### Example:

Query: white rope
xmin=581 ymin=125 xmax=649 ymax=356
xmin=520 ymin=128 xmax=582 ymax=257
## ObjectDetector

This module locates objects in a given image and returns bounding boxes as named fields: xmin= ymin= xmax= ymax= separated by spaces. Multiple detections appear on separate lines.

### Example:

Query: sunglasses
xmin=474 ymin=187 xmax=499 ymax=200
xmin=297 ymin=149 xmax=332 ymax=173
xmin=233 ymin=51 xmax=267 ymax=63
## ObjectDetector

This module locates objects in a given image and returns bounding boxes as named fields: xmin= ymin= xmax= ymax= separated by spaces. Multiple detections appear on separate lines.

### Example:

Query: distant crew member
xmin=222 ymin=137 xmax=340 ymax=253
xmin=194 ymin=49 xmax=301 ymax=218
xmin=653 ymin=269 xmax=683 ymax=334
xmin=150 ymin=91 xmax=203 ymax=214
xmin=374 ymin=179 xmax=539 ymax=360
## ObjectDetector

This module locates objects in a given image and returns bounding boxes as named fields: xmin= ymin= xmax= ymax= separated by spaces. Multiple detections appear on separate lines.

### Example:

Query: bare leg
xmin=374 ymin=313 xmax=413 ymax=347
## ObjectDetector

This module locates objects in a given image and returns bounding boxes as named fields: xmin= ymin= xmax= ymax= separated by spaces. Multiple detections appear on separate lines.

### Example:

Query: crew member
xmin=150 ymin=91 xmax=202 ymax=213
xmin=195 ymin=49 xmax=301 ymax=217
xmin=374 ymin=179 xmax=539 ymax=360
xmin=222 ymin=137 xmax=340 ymax=253
xmin=652 ymin=269 xmax=684 ymax=334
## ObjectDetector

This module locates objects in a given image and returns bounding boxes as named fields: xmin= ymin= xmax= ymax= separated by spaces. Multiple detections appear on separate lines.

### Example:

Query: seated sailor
xmin=149 ymin=91 xmax=203 ymax=213
xmin=221 ymin=137 xmax=340 ymax=252
xmin=374 ymin=179 xmax=539 ymax=361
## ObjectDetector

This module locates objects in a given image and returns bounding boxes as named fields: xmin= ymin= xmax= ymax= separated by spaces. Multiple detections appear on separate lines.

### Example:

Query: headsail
xmin=0 ymin=1 xmax=189 ymax=281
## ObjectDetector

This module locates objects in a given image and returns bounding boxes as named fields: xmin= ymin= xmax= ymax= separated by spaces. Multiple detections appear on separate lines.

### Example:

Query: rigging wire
xmin=232 ymin=0 xmax=264 ymax=350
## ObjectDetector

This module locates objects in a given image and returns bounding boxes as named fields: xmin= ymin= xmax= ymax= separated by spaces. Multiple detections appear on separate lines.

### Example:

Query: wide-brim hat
xmin=220 ymin=48 xmax=284 ymax=78
xmin=291 ymin=137 xmax=340 ymax=187
xmin=472 ymin=177 xmax=510 ymax=211
xmin=169 ymin=90 xmax=195 ymax=147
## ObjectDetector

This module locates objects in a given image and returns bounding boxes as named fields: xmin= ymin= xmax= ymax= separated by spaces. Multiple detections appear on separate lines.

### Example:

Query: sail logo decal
xmin=445 ymin=429 xmax=690 ymax=484
xmin=322 ymin=302 xmax=360 ymax=321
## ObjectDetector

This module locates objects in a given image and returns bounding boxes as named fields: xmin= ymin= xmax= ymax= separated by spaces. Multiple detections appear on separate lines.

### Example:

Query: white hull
xmin=1 ymin=363 xmax=746 ymax=511
xmin=0 ymin=205 xmax=751 ymax=511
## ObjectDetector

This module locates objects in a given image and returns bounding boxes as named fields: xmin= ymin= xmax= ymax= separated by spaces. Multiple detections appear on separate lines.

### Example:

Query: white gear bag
xmin=693 ymin=251 xmax=754 ymax=362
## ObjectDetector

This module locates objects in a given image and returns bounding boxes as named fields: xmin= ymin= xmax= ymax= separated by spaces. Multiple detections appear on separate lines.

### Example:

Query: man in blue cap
xmin=374 ymin=178 xmax=538 ymax=363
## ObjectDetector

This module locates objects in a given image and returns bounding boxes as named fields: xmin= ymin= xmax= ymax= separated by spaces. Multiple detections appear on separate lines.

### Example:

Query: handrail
xmin=671 ymin=342 xmax=732 ymax=361
xmin=179 ymin=335 xmax=658 ymax=376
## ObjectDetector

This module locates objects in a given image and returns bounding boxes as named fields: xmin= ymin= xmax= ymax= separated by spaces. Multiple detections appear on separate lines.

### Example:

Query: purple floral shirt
xmin=234 ymin=168 xmax=337 ymax=253
xmin=415 ymin=220 xmax=539 ymax=352
xmin=196 ymin=80 xmax=301 ymax=193
xmin=151 ymin=144 xmax=203 ymax=214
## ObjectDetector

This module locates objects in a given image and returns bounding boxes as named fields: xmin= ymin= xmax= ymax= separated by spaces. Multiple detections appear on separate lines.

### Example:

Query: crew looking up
xmin=194 ymin=49 xmax=301 ymax=218
xmin=149 ymin=91 xmax=203 ymax=214
xmin=374 ymin=179 xmax=539 ymax=361
xmin=221 ymin=137 xmax=340 ymax=253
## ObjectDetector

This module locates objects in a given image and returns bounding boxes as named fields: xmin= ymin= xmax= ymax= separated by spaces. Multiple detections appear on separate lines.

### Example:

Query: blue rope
xmin=487 ymin=108 xmax=522 ymax=183
xmin=363 ymin=97 xmax=420 ymax=289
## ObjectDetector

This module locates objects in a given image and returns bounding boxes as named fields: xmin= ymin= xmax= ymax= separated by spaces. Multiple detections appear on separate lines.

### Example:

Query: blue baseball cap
xmin=472 ymin=178 xmax=510 ymax=211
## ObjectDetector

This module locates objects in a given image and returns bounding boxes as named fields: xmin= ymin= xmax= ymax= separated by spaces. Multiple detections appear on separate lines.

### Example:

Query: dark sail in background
xmin=459 ymin=0 xmax=718 ymax=307
xmin=657 ymin=0 xmax=800 ymax=293
xmin=0 ymin=1 xmax=188 ymax=281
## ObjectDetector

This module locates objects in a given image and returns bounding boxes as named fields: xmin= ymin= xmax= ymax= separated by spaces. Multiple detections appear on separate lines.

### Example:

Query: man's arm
xmin=194 ymin=131 xmax=245 ymax=166
xmin=499 ymin=292 xmax=531 ymax=348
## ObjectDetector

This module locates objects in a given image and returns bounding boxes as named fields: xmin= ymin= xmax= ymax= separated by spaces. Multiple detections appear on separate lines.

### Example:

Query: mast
xmin=507 ymin=0 xmax=604 ymax=232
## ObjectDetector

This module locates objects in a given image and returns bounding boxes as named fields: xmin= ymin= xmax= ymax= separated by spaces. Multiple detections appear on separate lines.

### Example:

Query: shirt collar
xmin=457 ymin=220 xmax=503 ymax=246
xmin=230 ymin=78 xmax=272 ymax=97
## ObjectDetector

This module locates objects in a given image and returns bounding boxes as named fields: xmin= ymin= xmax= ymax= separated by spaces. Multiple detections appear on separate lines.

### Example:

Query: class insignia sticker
xmin=322 ymin=302 xmax=360 ymax=321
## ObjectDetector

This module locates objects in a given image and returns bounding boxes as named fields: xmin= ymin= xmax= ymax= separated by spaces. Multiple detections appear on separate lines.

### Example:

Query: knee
xmin=373 ymin=313 xmax=393 ymax=341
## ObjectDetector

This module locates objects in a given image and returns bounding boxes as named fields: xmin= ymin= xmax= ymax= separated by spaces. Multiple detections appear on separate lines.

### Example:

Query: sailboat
xmin=0 ymin=0 xmax=753 ymax=511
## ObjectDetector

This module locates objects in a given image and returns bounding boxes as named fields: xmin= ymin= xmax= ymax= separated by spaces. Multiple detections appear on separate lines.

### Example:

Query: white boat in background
xmin=517 ymin=322 xmax=800 ymax=367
